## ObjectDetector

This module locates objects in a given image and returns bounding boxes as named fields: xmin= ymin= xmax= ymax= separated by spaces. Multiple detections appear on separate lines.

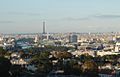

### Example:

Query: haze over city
xmin=0 ymin=0 xmax=120 ymax=33
xmin=1 ymin=0 xmax=120 ymax=77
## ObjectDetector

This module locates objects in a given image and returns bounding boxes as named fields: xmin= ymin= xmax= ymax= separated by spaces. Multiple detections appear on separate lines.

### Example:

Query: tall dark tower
xmin=43 ymin=21 xmax=46 ymax=34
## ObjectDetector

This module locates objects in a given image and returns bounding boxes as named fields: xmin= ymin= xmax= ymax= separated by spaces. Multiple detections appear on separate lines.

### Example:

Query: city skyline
xmin=0 ymin=0 xmax=120 ymax=33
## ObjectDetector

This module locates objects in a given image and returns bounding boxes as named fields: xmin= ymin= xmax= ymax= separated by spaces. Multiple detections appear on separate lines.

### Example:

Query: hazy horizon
xmin=0 ymin=0 xmax=120 ymax=33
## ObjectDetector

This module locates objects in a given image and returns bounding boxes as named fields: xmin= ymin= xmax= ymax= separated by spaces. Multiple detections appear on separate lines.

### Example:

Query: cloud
xmin=63 ymin=14 xmax=120 ymax=21
xmin=9 ymin=12 xmax=41 ymax=16
xmin=63 ymin=17 xmax=89 ymax=21
xmin=94 ymin=15 xmax=120 ymax=19
xmin=0 ymin=21 xmax=14 ymax=23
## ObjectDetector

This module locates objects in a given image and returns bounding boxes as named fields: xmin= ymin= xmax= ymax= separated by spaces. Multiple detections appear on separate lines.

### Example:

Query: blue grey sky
xmin=0 ymin=0 xmax=120 ymax=33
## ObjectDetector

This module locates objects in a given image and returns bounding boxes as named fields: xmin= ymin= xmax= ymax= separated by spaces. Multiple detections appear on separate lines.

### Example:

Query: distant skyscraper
xmin=42 ymin=21 xmax=47 ymax=40
xmin=43 ymin=21 xmax=46 ymax=34
xmin=69 ymin=34 xmax=78 ymax=43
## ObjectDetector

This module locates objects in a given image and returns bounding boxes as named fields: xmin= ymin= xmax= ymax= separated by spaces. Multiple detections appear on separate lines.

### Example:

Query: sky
xmin=0 ymin=0 xmax=120 ymax=33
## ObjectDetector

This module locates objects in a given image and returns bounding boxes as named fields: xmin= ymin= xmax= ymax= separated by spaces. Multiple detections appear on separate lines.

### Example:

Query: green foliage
xmin=0 ymin=47 xmax=4 ymax=51
xmin=81 ymin=61 xmax=98 ymax=77
xmin=79 ymin=54 xmax=93 ymax=62
xmin=63 ymin=60 xmax=82 ymax=75
xmin=30 ymin=51 xmax=52 ymax=74
xmin=0 ymin=57 xmax=11 ymax=74
xmin=0 ymin=47 xmax=5 ymax=56
xmin=45 ymin=45 xmax=73 ymax=51
xmin=37 ymin=60 xmax=52 ymax=73
xmin=55 ymin=51 xmax=72 ymax=59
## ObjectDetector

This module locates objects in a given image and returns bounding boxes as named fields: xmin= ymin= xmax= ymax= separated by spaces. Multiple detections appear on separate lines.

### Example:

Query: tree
xmin=80 ymin=54 xmax=93 ymax=62
xmin=0 ymin=47 xmax=6 ymax=56
xmin=45 ymin=45 xmax=73 ymax=52
xmin=18 ymin=50 xmax=24 ymax=56
xmin=37 ymin=60 xmax=52 ymax=73
xmin=63 ymin=60 xmax=82 ymax=75
xmin=30 ymin=51 xmax=53 ymax=74
xmin=81 ymin=61 xmax=98 ymax=77
xmin=55 ymin=51 xmax=72 ymax=59
xmin=0 ymin=57 xmax=11 ymax=77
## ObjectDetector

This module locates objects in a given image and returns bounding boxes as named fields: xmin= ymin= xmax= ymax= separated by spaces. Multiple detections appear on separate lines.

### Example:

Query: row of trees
xmin=0 ymin=57 xmax=11 ymax=77
xmin=1 ymin=44 xmax=120 ymax=77
xmin=29 ymin=51 xmax=100 ymax=77
xmin=30 ymin=51 xmax=53 ymax=75
xmin=30 ymin=49 xmax=120 ymax=76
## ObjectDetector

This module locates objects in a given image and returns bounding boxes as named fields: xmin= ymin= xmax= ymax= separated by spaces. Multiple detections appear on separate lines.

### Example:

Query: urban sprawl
xmin=1 ymin=25 xmax=120 ymax=77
